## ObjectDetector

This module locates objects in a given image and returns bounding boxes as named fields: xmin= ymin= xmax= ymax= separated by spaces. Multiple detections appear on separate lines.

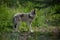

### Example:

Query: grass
xmin=0 ymin=4 xmax=60 ymax=32
xmin=0 ymin=26 xmax=60 ymax=40
xmin=0 ymin=2 xmax=60 ymax=40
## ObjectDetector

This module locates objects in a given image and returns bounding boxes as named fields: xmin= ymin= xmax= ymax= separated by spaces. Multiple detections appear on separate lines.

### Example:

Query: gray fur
xmin=13 ymin=10 xmax=36 ymax=32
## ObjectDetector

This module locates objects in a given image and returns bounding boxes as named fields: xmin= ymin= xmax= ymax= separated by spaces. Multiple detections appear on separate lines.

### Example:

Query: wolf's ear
xmin=31 ymin=9 xmax=35 ymax=14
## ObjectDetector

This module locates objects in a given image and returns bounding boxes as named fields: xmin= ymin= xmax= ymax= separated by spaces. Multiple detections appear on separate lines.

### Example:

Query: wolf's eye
xmin=28 ymin=14 xmax=33 ymax=19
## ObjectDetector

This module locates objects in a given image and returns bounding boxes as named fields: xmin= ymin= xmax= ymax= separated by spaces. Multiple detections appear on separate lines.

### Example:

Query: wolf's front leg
xmin=30 ymin=24 xmax=34 ymax=32
xmin=27 ymin=22 xmax=34 ymax=32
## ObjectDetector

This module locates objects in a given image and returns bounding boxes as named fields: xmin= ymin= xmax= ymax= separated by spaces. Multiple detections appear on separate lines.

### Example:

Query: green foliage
xmin=0 ymin=0 xmax=60 ymax=32
xmin=0 ymin=0 xmax=60 ymax=40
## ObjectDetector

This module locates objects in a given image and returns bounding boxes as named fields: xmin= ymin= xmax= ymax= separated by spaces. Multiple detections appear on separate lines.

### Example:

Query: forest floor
xmin=0 ymin=26 xmax=60 ymax=40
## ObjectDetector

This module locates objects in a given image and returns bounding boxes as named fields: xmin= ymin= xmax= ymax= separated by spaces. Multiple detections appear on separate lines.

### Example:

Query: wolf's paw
xmin=30 ymin=30 xmax=34 ymax=32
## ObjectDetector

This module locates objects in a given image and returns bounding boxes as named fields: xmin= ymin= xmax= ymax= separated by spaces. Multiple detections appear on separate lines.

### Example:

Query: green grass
xmin=0 ymin=27 xmax=60 ymax=40
xmin=0 ymin=0 xmax=60 ymax=40
xmin=0 ymin=4 xmax=60 ymax=32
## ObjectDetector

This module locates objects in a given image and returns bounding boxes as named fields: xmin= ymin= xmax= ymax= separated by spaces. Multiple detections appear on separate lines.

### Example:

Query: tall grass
xmin=0 ymin=4 xmax=50 ymax=32
xmin=0 ymin=2 xmax=60 ymax=32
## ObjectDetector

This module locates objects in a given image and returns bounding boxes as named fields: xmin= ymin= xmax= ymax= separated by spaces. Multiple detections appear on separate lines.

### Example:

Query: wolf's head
xmin=29 ymin=9 xmax=36 ymax=19
xmin=31 ymin=9 xmax=36 ymax=15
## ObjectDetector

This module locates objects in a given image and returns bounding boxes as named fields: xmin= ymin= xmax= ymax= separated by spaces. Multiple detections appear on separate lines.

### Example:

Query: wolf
xmin=13 ymin=9 xmax=36 ymax=32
